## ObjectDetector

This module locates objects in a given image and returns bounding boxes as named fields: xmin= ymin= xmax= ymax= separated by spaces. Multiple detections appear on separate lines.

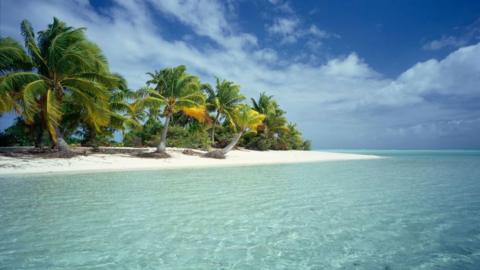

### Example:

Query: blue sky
xmin=1 ymin=0 xmax=480 ymax=149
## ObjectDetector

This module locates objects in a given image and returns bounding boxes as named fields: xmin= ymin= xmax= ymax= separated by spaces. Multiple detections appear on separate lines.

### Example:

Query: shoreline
xmin=0 ymin=148 xmax=382 ymax=176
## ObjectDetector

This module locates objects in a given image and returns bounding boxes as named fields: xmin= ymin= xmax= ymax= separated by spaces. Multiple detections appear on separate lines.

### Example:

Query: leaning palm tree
xmin=143 ymin=65 xmax=207 ymax=155
xmin=205 ymin=104 xmax=265 ymax=158
xmin=205 ymin=78 xmax=245 ymax=144
xmin=0 ymin=18 xmax=120 ymax=152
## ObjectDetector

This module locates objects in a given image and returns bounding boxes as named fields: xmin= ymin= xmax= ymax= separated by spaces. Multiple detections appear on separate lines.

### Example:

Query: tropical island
xmin=1 ymin=2 xmax=479 ymax=269
xmin=0 ymin=18 xmax=378 ymax=174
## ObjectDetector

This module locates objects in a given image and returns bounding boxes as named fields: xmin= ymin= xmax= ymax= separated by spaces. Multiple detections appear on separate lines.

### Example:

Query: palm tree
xmin=0 ymin=18 xmax=120 ymax=152
xmin=285 ymin=122 xmax=304 ymax=149
xmin=63 ymin=74 xmax=139 ymax=146
xmin=251 ymin=92 xmax=274 ymax=115
xmin=251 ymin=92 xmax=287 ymax=136
xmin=0 ymin=37 xmax=33 ymax=113
xmin=205 ymin=78 xmax=245 ymax=144
xmin=108 ymin=78 xmax=142 ymax=139
xmin=144 ymin=65 xmax=207 ymax=154
xmin=205 ymin=104 xmax=264 ymax=158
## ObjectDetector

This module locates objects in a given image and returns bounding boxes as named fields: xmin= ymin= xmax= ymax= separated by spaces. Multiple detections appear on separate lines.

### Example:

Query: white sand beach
xmin=0 ymin=148 xmax=380 ymax=176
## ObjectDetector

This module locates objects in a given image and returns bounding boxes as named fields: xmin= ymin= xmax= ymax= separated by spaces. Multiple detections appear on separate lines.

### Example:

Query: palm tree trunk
xmin=222 ymin=131 xmax=243 ymax=154
xmin=156 ymin=114 xmax=171 ymax=153
xmin=55 ymin=128 xmax=71 ymax=152
xmin=210 ymin=111 xmax=220 ymax=144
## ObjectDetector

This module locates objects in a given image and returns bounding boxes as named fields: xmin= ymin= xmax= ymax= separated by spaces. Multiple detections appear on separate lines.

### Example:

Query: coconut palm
xmin=0 ymin=37 xmax=33 ymax=112
xmin=109 ymin=80 xmax=142 ymax=138
xmin=205 ymin=78 xmax=245 ymax=144
xmin=285 ymin=122 xmax=304 ymax=149
xmin=144 ymin=65 xmax=207 ymax=154
xmin=251 ymin=92 xmax=287 ymax=136
xmin=0 ymin=18 xmax=120 ymax=152
xmin=251 ymin=92 xmax=274 ymax=115
xmin=62 ymin=74 xmax=139 ymax=146
xmin=205 ymin=104 xmax=264 ymax=158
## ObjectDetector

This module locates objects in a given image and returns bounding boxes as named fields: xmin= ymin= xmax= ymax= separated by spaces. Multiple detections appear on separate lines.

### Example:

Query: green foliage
xmin=123 ymin=121 xmax=210 ymax=150
xmin=141 ymin=65 xmax=207 ymax=152
xmin=229 ymin=104 xmax=265 ymax=133
xmin=166 ymin=125 xmax=210 ymax=150
xmin=302 ymin=140 xmax=312 ymax=150
xmin=145 ymin=65 xmax=206 ymax=116
xmin=0 ymin=37 xmax=32 ymax=72
xmin=246 ymin=94 xmax=310 ymax=150
xmin=206 ymin=78 xmax=245 ymax=143
xmin=212 ymin=124 xmax=235 ymax=148
xmin=0 ymin=17 xmax=310 ymax=152
xmin=1 ymin=18 xmax=120 ymax=150
xmin=241 ymin=132 xmax=272 ymax=151
xmin=123 ymin=117 xmax=163 ymax=147
xmin=0 ymin=118 xmax=35 ymax=146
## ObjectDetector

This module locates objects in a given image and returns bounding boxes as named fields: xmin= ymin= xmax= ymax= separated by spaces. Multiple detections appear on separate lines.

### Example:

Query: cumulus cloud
xmin=1 ymin=0 xmax=479 ymax=148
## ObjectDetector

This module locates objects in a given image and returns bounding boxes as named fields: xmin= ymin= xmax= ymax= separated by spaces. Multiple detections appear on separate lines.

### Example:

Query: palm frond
xmin=0 ymin=37 xmax=33 ymax=72
xmin=22 ymin=79 xmax=48 ymax=123
xmin=232 ymin=104 xmax=265 ymax=132
xmin=181 ymin=106 xmax=210 ymax=123
xmin=45 ymin=89 xmax=62 ymax=141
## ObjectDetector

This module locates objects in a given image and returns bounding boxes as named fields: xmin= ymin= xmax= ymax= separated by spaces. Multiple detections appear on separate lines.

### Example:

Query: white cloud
xmin=308 ymin=25 xmax=329 ymax=39
xmin=2 ymin=0 xmax=480 ymax=148
xmin=147 ymin=0 xmax=257 ymax=49
xmin=423 ymin=36 xmax=467 ymax=50
xmin=268 ymin=0 xmax=294 ymax=14
xmin=423 ymin=18 xmax=480 ymax=51
xmin=268 ymin=17 xmax=300 ymax=43
xmin=266 ymin=1 xmax=334 ymax=45
xmin=268 ymin=18 xmax=333 ymax=45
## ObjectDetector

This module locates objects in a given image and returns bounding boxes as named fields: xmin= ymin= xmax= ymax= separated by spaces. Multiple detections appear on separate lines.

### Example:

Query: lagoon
xmin=1 ymin=151 xmax=479 ymax=269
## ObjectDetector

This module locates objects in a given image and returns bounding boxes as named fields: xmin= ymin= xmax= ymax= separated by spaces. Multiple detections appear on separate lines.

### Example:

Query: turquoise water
xmin=1 ymin=151 xmax=480 ymax=269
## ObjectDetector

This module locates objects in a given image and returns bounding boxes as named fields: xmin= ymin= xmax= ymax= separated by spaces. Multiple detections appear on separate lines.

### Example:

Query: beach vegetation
xmin=139 ymin=65 xmax=207 ymax=156
xmin=205 ymin=104 xmax=265 ymax=158
xmin=0 ymin=17 xmax=310 ymax=156
xmin=0 ymin=18 xmax=121 ymax=153
xmin=205 ymin=78 xmax=245 ymax=145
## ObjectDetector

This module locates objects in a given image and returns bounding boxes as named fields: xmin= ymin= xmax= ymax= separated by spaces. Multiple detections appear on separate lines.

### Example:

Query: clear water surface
xmin=1 ymin=151 xmax=479 ymax=269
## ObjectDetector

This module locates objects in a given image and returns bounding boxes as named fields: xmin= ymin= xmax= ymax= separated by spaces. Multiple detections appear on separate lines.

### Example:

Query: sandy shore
xmin=0 ymin=148 xmax=381 ymax=176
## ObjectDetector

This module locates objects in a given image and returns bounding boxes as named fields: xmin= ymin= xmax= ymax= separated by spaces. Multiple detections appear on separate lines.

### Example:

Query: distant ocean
xmin=1 ymin=151 xmax=479 ymax=269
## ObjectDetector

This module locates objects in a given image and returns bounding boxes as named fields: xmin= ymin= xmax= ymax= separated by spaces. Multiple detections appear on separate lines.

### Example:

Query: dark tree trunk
xmin=34 ymin=127 xmax=43 ymax=148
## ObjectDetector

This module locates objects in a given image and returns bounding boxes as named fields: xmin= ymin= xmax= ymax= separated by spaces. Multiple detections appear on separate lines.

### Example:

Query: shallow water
xmin=1 ymin=151 xmax=480 ymax=269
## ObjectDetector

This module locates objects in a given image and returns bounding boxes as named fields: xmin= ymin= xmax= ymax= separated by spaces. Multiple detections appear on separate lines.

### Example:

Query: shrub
xmin=0 ymin=119 xmax=35 ymax=146
xmin=242 ymin=133 xmax=273 ymax=151
xmin=166 ymin=125 xmax=210 ymax=150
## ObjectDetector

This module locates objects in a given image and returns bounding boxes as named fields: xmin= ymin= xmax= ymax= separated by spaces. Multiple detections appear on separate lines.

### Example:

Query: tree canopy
xmin=0 ymin=17 xmax=310 ymax=153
